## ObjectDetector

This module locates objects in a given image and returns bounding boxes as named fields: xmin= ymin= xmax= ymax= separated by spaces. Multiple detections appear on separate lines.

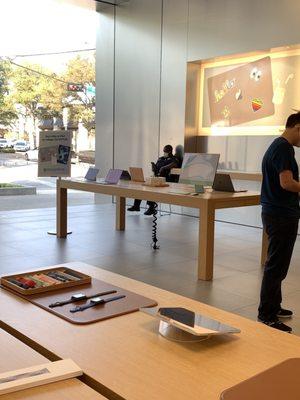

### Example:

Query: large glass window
xmin=0 ymin=0 xmax=96 ymax=210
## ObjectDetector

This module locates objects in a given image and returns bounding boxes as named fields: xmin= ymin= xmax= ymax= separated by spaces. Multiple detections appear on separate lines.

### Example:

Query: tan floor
xmin=0 ymin=203 xmax=299 ymax=334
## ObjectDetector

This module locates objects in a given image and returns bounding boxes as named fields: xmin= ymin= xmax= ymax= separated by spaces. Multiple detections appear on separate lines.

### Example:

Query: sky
xmin=0 ymin=0 xmax=97 ymax=72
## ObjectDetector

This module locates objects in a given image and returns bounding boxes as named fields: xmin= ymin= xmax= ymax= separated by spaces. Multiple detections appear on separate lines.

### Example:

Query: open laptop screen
xmin=179 ymin=153 xmax=220 ymax=186
xmin=84 ymin=167 xmax=99 ymax=181
xmin=105 ymin=169 xmax=123 ymax=184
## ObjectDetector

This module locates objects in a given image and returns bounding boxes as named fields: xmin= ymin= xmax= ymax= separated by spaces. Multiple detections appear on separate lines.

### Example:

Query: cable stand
xmin=151 ymin=202 xmax=160 ymax=250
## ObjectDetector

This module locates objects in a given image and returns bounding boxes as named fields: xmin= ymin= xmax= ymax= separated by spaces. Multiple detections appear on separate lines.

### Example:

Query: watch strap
xmin=70 ymin=294 xmax=126 ymax=313
xmin=49 ymin=290 xmax=117 ymax=308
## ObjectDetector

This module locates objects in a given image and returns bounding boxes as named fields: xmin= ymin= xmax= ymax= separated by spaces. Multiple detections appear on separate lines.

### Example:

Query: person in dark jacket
xmin=168 ymin=145 xmax=184 ymax=183
xmin=258 ymin=112 xmax=300 ymax=333
xmin=128 ymin=144 xmax=179 ymax=215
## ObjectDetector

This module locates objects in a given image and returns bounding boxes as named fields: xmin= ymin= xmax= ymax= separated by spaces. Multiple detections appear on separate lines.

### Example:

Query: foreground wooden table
xmin=1 ymin=262 xmax=299 ymax=400
xmin=0 ymin=327 xmax=106 ymax=400
xmin=57 ymin=179 xmax=264 ymax=280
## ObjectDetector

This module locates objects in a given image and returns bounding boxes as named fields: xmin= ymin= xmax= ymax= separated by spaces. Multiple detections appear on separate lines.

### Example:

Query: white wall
xmin=96 ymin=0 xmax=188 ymax=180
xmin=95 ymin=5 xmax=114 ymax=174
xmin=113 ymin=0 xmax=162 ymax=175
xmin=159 ymin=0 xmax=188 ymax=151
xmin=95 ymin=0 xmax=300 ymax=223
xmin=188 ymin=0 xmax=300 ymax=61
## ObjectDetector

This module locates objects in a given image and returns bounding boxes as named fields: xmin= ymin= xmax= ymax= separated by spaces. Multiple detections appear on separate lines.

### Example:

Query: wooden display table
xmin=1 ymin=262 xmax=300 ymax=400
xmin=57 ymin=179 xmax=265 ymax=280
xmin=0 ymin=327 xmax=106 ymax=400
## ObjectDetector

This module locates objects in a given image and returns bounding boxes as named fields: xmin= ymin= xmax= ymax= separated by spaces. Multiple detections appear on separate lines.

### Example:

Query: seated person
xmin=128 ymin=144 xmax=179 ymax=215
xmin=168 ymin=145 xmax=183 ymax=183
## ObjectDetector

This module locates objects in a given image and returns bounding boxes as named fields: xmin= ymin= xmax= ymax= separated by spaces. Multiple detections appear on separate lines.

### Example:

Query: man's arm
xmin=159 ymin=161 xmax=177 ymax=175
xmin=279 ymin=170 xmax=300 ymax=192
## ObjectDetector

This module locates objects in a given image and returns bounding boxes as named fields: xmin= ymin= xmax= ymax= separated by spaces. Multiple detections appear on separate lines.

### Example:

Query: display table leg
xmin=261 ymin=229 xmax=268 ymax=267
xmin=57 ymin=186 xmax=68 ymax=238
xmin=116 ymin=196 xmax=126 ymax=231
xmin=198 ymin=203 xmax=215 ymax=281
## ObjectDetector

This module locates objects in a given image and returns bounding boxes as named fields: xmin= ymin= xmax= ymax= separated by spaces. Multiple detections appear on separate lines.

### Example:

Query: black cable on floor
xmin=151 ymin=203 xmax=160 ymax=250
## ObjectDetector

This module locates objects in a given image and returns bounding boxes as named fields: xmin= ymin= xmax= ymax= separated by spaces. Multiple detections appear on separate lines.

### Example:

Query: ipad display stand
xmin=141 ymin=307 xmax=209 ymax=343
xmin=158 ymin=320 xmax=209 ymax=343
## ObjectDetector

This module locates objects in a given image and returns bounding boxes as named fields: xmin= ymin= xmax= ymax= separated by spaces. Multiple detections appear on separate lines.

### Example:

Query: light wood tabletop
xmin=0 ymin=328 xmax=106 ymax=400
xmin=57 ymin=179 xmax=265 ymax=280
xmin=1 ymin=262 xmax=299 ymax=400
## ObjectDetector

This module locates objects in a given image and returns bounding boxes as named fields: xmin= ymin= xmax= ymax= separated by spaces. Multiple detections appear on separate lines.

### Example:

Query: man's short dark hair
xmin=286 ymin=112 xmax=300 ymax=128
xmin=163 ymin=144 xmax=173 ymax=153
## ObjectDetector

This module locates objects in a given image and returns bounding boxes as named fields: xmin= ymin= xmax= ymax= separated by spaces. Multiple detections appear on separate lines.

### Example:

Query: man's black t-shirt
xmin=261 ymin=137 xmax=300 ymax=217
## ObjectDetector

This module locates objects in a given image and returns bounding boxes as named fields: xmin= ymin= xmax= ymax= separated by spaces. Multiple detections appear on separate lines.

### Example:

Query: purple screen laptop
xmin=100 ymin=169 xmax=123 ymax=184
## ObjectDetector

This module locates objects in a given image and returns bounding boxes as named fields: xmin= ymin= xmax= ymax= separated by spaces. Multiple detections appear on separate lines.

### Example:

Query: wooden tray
xmin=1 ymin=278 xmax=157 ymax=325
xmin=1 ymin=267 xmax=91 ymax=296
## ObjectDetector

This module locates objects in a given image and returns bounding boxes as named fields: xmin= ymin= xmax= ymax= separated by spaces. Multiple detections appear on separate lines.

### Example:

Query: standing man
xmin=259 ymin=112 xmax=300 ymax=332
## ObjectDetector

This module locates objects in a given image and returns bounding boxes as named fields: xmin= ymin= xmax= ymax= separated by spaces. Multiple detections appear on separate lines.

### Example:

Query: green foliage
xmin=0 ymin=60 xmax=11 ymax=100
xmin=0 ymin=148 xmax=15 ymax=153
xmin=0 ymin=60 xmax=17 ymax=127
xmin=64 ymin=55 xmax=95 ymax=87
xmin=9 ymin=63 xmax=64 ymax=119
xmin=0 ymin=183 xmax=22 ymax=188
xmin=1 ymin=54 xmax=95 ymax=135
xmin=63 ymin=55 xmax=95 ymax=132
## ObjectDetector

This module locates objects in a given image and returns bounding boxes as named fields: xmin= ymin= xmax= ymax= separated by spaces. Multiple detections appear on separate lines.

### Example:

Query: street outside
xmin=0 ymin=153 xmax=94 ymax=211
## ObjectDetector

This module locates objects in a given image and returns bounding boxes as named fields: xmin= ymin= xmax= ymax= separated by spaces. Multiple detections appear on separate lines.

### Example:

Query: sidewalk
xmin=0 ymin=157 xmax=96 ymax=211
xmin=0 ymin=190 xmax=95 ymax=211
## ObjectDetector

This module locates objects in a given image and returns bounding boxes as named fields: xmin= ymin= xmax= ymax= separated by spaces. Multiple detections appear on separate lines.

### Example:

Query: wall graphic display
xmin=38 ymin=130 xmax=72 ymax=177
xmin=207 ymin=57 xmax=274 ymax=126
xmin=179 ymin=153 xmax=219 ymax=186
xmin=196 ymin=44 xmax=300 ymax=136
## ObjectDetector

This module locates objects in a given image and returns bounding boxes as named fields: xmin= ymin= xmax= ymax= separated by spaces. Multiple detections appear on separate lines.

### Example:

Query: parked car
xmin=0 ymin=138 xmax=10 ymax=148
xmin=14 ymin=141 xmax=30 ymax=152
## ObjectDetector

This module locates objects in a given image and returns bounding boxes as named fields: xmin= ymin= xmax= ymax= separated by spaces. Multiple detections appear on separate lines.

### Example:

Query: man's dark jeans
xmin=258 ymin=213 xmax=299 ymax=322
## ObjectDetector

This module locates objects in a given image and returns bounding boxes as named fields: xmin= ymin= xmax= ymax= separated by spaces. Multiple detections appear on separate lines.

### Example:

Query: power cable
xmin=0 ymin=57 xmax=67 ymax=84
xmin=0 ymin=57 xmax=95 ymax=99
xmin=13 ymin=48 xmax=96 ymax=58
xmin=0 ymin=48 xmax=95 ymax=59
xmin=2 ymin=58 xmax=67 ymax=84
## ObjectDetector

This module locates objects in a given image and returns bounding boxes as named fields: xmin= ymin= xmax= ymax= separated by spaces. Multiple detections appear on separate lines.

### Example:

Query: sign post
xmin=38 ymin=130 xmax=72 ymax=235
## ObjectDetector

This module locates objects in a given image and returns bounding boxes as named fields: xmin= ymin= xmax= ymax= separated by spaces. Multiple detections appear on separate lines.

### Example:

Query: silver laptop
xmin=74 ymin=167 xmax=99 ymax=182
xmin=213 ymin=173 xmax=247 ymax=193
xmin=98 ymin=168 xmax=123 ymax=185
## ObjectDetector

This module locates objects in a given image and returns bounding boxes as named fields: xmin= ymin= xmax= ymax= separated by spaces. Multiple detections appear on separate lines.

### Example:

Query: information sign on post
xmin=38 ymin=130 xmax=72 ymax=178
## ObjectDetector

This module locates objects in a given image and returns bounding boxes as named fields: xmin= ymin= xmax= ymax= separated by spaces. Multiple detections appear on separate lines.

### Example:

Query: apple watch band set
xmin=49 ymin=291 xmax=126 ymax=313
xmin=49 ymin=290 xmax=117 ymax=308
xmin=70 ymin=294 xmax=126 ymax=313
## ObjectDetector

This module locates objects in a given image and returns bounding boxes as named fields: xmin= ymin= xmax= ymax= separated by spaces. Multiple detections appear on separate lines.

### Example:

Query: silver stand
xmin=159 ymin=320 xmax=209 ymax=343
